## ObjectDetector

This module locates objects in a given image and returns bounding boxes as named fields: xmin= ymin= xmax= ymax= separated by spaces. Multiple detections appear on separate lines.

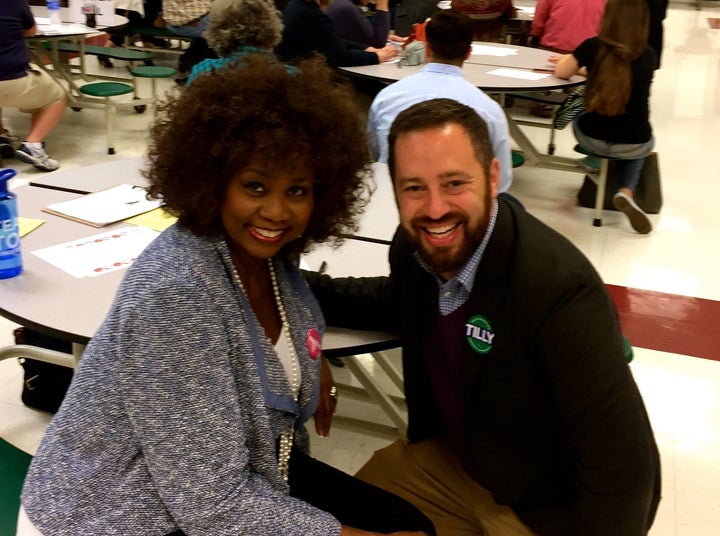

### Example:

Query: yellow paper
xmin=18 ymin=217 xmax=45 ymax=237
xmin=124 ymin=207 xmax=177 ymax=232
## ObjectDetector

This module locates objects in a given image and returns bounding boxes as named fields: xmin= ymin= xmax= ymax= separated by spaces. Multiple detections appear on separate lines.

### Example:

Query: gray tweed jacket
xmin=22 ymin=224 xmax=341 ymax=535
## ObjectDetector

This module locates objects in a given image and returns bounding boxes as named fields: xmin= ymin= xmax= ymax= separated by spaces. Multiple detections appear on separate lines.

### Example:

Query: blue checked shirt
xmin=416 ymin=199 xmax=499 ymax=315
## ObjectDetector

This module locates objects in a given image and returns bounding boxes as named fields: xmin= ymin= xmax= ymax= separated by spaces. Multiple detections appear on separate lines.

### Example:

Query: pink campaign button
xmin=306 ymin=328 xmax=321 ymax=360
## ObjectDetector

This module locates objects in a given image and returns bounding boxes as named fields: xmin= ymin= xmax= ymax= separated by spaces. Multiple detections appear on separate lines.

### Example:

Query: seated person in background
xmin=0 ymin=0 xmax=66 ymax=172
xmin=325 ymin=0 xmax=404 ymax=48
xmin=393 ymin=0 xmax=438 ymax=36
xmin=188 ymin=0 xmax=283 ymax=85
xmin=646 ymin=0 xmax=668 ymax=67
xmin=100 ymin=1 xmax=167 ymax=68
xmin=531 ymin=0 xmax=606 ymax=54
xmin=275 ymin=0 xmax=398 ymax=67
xmin=368 ymin=9 xmax=512 ymax=193
xmin=104 ymin=1 xmax=167 ymax=49
xmin=554 ymin=0 xmax=656 ymax=234
xmin=450 ymin=0 xmax=513 ymax=41
xmin=528 ymin=0 xmax=605 ymax=117
xmin=163 ymin=0 xmax=216 ymax=81
xmin=19 ymin=55 xmax=435 ymax=536
xmin=307 ymin=97 xmax=661 ymax=536
xmin=163 ymin=0 xmax=212 ymax=38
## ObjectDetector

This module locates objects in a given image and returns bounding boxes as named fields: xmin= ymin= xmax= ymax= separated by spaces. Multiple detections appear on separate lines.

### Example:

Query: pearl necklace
xmin=234 ymin=258 xmax=300 ymax=482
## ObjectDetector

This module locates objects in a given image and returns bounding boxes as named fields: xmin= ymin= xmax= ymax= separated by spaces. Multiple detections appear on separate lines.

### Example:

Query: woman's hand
xmin=313 ymin=353 xmax=338 ymax=437
xmin=553 ymin=53 xmax=580 ymax=80
xmin=367 ymin=45 xmax=399 ymax=63
xmin=388 ymin=35 xmax=407 ymax=44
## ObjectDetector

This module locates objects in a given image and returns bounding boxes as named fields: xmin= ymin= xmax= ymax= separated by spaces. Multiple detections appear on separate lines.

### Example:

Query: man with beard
xmin=307 ymin=98 xmax=661 ymax=535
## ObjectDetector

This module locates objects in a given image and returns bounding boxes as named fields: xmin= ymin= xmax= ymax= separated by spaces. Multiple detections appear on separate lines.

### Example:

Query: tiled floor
xmin=1 ymin=3 xmax=719 ymax=534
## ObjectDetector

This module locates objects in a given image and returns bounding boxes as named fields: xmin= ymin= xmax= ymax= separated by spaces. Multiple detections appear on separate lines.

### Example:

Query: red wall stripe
xmin=606 ymin=285 xmax=720 ymax=362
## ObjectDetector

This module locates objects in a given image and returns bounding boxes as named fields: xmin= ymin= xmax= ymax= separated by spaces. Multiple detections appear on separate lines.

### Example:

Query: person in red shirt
xmin=531 ymin=0 xmax=606 ymax=54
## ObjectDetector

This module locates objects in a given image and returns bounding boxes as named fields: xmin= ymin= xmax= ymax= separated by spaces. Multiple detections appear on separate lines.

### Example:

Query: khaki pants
xmin=355 ymin=437 xmax=537 ymax=536
xmin=0 ymin=65 xmax=65 ymax=112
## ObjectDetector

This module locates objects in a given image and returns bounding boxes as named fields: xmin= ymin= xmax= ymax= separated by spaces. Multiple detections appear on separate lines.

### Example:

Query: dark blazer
xmin=275 ymin=0 xmax=378 ymax=67
xmin=308 ymin=196 xmax=661 ymax=535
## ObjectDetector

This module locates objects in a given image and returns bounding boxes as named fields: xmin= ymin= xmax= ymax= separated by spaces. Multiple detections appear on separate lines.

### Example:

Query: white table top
xmin=29 ymin=157 xmax=148 ymax=193
xmin=342 ymin=40 xmax=583 ymax=92
xmin=341 ymin=59 xmax=583 ymax=92
xmin=465 ymin=41 xmax=556 ymax=70
xmin=2 ymin=185 xmax=398 ymax=354
xmin=1 ymin=186 xmax=133 ymax=343
xmin=30 ymin=6 xmax=128 ymax=37
xmin=31 ymin=158 xmax=401 ymax=243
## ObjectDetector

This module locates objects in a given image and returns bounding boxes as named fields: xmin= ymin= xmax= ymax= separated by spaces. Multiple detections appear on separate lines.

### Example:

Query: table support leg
xmin=341 ymin=354 xmax=408 ymax=435
xmin=504 ymin=107 xmax=586 ymax=174
xmin=0 ymin=344 xmax=79 ymax=368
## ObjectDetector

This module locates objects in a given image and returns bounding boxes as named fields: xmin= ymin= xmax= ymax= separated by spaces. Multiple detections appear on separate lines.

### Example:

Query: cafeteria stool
xmin=504 ymin=91 xmax=568 ymax=155
xmin=130 ymin=66 xmax=176 ymax=112
xmin=574 ymin=144 xmax=614 ymax=227
xmin=78 ymin=82 xmax=135 ymax=155
xmin=0 ymin=437 xmax=32 ymax=535
xmin=511 ymin=150 xmax=525 ymax=168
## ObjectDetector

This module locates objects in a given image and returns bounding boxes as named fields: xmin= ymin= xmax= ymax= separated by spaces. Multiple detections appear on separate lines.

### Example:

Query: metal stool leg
xmin=593 ymin=158 xmax=609 ymax=227
xmin=105 ymin=97 xmax=116 ymax=155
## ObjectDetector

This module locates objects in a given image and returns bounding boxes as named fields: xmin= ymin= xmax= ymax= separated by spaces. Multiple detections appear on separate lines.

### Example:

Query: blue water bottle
xmin=0 ymin=169 xmax=23 ymax=279
xmin=47 ymin=0 xmax=62 ymax=27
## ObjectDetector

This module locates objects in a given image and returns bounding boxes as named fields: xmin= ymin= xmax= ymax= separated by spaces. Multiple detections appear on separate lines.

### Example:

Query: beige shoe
xmin=613 ymin=192 xmax=652 ymax=234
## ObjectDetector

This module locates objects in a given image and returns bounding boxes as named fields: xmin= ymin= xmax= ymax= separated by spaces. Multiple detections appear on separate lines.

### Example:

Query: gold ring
xmin=329 ymin=386 xmax=338 ymax=400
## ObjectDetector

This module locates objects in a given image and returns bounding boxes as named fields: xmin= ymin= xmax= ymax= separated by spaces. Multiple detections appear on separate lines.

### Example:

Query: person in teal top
xmin=188 ymin=0 xmax=285 ymax=85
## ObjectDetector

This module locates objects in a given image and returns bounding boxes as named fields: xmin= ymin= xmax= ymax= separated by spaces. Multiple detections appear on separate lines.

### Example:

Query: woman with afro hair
xmin=19 ymin=55 xmax=435 ymax=536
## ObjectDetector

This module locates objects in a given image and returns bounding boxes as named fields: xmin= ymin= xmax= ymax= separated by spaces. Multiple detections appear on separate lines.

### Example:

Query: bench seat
xmin=42 ymin=42 xmax=154 ymax=62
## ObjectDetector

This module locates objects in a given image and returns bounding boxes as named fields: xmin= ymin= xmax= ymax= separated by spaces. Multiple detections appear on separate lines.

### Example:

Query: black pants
xmin=168 ymin=447 xmax=436 ymax=535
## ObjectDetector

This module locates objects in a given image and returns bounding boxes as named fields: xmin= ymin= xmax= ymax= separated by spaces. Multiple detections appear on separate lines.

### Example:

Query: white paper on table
xmin=36 ymin=25 xmax=60 ymax=34
xmin=471 ymin=44 xmax=518 ymax=57
xmin=43 ymin=184 xmax=161 ymax=227
xmin=32 ymin=226 xmax=159 ymax=278
xmin=37 ymin=22 xmax=92 ymax=34
xmin=487 ymin=68 xmax=550 ymax=81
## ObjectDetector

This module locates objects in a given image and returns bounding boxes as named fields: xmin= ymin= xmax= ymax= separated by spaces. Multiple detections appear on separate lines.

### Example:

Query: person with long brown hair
xmin=553 ymin=0 xmax=657 ymax=234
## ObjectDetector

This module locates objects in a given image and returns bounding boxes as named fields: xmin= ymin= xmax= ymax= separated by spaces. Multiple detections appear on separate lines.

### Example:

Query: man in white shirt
xmin=368 ymin=8 xmax=513 ymax=192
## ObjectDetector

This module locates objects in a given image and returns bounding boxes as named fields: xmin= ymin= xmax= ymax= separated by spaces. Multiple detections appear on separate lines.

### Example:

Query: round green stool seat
xmin=79 ymin=82 xmax=134 ymax=97
xmin=573 ymin=144 xmax=621 ymax=160
xmin=130 ymin=66 xmax=176 ymax=78
xmin=511 ymin=150 xmax=525 ymax=168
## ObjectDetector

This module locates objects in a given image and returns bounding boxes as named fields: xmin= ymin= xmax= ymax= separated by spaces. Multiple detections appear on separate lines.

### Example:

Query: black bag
xmin=577 ymin=152 xmax=663 ymax=214
xmin=14 ymin=328 xmax=74 ymax=414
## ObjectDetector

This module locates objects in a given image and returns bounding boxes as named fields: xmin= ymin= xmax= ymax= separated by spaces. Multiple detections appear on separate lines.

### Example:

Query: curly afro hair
xmin=145 ymin=54 xmax=373 ymax=255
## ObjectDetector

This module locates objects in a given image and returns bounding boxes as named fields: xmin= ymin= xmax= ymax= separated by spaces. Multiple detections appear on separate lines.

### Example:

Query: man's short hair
xmin=425 ymin=8 xmax=474 ymax=62
xmin=388 ymin=98 xmax=494 ymax=180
